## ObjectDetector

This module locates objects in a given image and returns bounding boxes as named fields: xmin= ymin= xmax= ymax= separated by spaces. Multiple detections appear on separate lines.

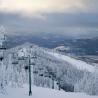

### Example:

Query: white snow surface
xmin=0 ymin=85 xmax=96 ymax=98
xmin=47 ymin=52 xmax=95 ymax=72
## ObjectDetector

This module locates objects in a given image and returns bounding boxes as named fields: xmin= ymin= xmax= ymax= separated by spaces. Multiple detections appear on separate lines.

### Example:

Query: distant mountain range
xmin=7 ymin=33 xmax=98 ymax=55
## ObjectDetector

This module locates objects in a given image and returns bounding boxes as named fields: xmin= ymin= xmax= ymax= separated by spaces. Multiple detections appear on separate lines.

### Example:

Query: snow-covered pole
xmin=28 ymin=54 xmax=32 ymax=96
xmin=26 ymin=48 xmax=37 ymax=96
xmin=16 ymin=47 xmax=37 ymax=96
xmin=58 ymin=80 xmax=61 ymax=90
xmin=18 ymin=48 xmax=37 ymax=96
xmin=52 ymin=77 xmax=54 ymax=89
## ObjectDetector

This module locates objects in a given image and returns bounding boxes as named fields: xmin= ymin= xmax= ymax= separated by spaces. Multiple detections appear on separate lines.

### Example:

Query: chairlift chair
xmin=18 ymin=48 xmax=26 ymax=60
xmin=33 ymin=70 xmax=38 ymax=74
xmin=0 ymin=27 xmax=7 ymax=61
xmin=57 ymin=82 xmax=59 ymax=85
xmin=31 ymin=56 xmax=37 ymax=59
xmin=44 ymin=74 xmax=50 ymax=78
xmin=44 ymin=71 xmax=49 ymax=77
xmin=30 ymin=62 xmax=35 ymax=65
xmin=0 ymin=36 xmax=7 ymax=50
xmin=12 ymin=59 xmax=19 ymax=64
xmin=18 ymin=56 xmax=26 ymax=60
xmin=0 ymin=56 xmax=4 ymax=61
xmin=12 ymin=61 xmax=18 ymax=65
xmin=38 ymin=67 xmax=44 ymax=71
xmin=48 ymin=75 xmax=52 ymax=78
xmin=24 ymin=66 xmax=29 ymax=70
xmin=0 ymin=51 xmax=4 ymax=61
xmin=0 ymin=51 xmax=5 ymax=61
xmin=0 ymin=47 xmax=6 ymax=50
xmin=39 ymin=73 xmax=44 ymax=77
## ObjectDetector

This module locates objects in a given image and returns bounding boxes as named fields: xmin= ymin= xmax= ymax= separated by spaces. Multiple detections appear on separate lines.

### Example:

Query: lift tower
xmin=0 ymin=26 xmax=7 ymax=61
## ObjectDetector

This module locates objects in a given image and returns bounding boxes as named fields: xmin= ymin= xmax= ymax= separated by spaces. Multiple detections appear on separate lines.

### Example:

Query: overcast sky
xmin=0 ymin=0 xmax=98 ymax=36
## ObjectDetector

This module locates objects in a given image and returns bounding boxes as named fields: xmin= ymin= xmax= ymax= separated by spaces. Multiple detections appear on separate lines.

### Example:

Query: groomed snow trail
xmin=47 ymin=52 xmax=95 ymax=72
xmin=0 ymin=85 xmax=96 ymax=98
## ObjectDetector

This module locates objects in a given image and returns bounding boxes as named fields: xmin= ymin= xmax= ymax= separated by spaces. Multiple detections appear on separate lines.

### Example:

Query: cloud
xmin=82 ymin=0 xmax=98 ymax=12
xmin=0 ymin=0 xmax=97 ymax=17
xmin=0 ymin=0 xmax=98 ymax=36
xmin=0 ymin=12 xmax=98 ymax=35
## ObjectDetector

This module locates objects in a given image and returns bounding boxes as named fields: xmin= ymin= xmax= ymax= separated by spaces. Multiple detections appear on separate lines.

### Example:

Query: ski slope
xmin=0 ymin=85 xmax=96 ymax=98
xmin=47 ymin=52 xmax=95 ymax=72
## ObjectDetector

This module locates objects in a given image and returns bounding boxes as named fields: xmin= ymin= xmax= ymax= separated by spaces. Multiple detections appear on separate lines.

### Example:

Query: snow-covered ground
xmin=47 ymin=52 xmax=95 ymax=72
xmin=0 ymin=85 xmax=96 ymax=98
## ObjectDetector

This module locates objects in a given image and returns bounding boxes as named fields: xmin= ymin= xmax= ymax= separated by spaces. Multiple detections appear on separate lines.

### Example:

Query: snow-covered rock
xmin=54 ymin=45 xmax=70 ymax=52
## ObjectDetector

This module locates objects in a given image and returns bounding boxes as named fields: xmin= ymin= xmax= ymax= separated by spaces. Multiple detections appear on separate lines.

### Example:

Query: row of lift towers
xmin=0 ymin=26 xmax=7 ymax=61
xmin=0 ymin=26 xmax=60 ymax=96
xmin=0 ymin=26 xmax=33 ymax=96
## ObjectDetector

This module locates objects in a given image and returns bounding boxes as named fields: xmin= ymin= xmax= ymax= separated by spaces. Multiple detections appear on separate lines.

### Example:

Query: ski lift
xmin=44 ymin=74 xmax=50 ymax=78
xmin=12 ymin=61 xmax=18 ymax=65
xmin=33 ymin=70 xmax=38 ymax=74
xmin=11 ymin=53 xmax=19 ymax=64
xmin=57 ymin=82 xmax=59 ymax=85
xmin=38 ymin=67 xmax=44 ymax=71
xmin=30 ymin=57 xmax=35 ymax=65
xmin=30 ymin=62 xmax=35 ymax=65
xmin=18 ymin=48 xmax=26 ymax=60
xmin=0 ymin=38 xmax=6 ymax=50
xmin=39 ymin=73 xmax=44 ymax=77
xmin=31 ymin=51 xmax=37 ymax=60
xmin=44 ymin=71 xmax=48 ymax=74
xmin=0 ymin=32 xmax=7 ymax=50
xmin=0 ymin=44 xmax=6 ymax=61
xmin=12 ymin=52 xmax=18 ymax=58
xmin=0 ymin=45 xmax=6 ymax=50
xmin=18 ymin=57 xmax=27 ymax=60
xmin=31 ymin=56 xmax=37 ymax=59
xmin=0 ymin=56 xmax=4 ymax=61
xmin=0 ymin=29 xmax=7 ymax=61
xmin=44 ymin=71 xmax=49 ymax=77
xmin=24 ymin=66 xmax=29 ymax=70
xmin=31 ymin=55 xmax=37 ymax=64
xmin=48 ymin=75 xmax=51 ymax=78
xmin=0 ymin=50 xmax=4 ymax=61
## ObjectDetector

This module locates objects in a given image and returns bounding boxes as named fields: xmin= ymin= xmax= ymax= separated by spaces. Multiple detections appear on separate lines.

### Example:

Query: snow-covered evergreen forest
xmin=0 ymin=41 xmax=98 ymax=96
xmin=0 ymin=29 xmax=98 ymax=97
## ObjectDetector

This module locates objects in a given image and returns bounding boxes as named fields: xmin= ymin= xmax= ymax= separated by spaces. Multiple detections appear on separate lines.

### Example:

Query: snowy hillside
xmin=0 ymin=43 xmax=98 ymax=96
xmin=47 ymin=52 xmax=95 ymax=72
